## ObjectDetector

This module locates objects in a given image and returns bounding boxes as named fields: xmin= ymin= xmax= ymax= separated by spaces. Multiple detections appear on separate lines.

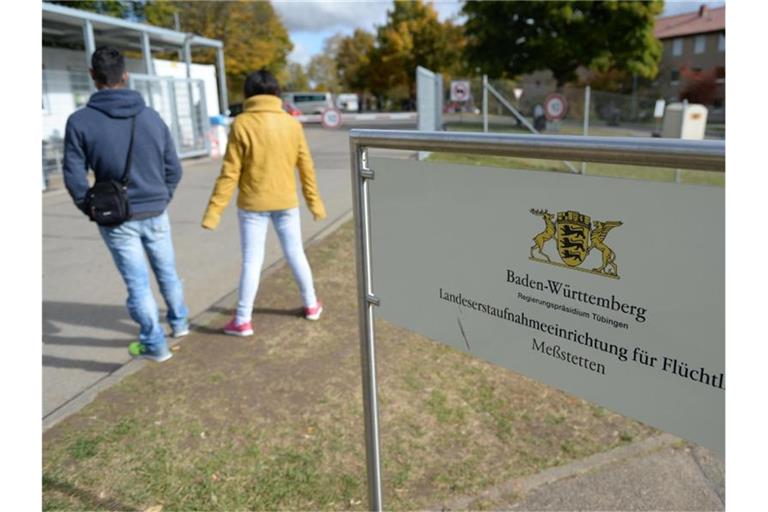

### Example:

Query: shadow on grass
xmin=43 ymin=474 xmax=133 ymax=511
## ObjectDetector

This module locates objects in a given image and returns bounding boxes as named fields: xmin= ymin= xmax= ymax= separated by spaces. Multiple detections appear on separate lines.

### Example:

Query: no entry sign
xmin=544 ymin=93 xmax=568 ymax=120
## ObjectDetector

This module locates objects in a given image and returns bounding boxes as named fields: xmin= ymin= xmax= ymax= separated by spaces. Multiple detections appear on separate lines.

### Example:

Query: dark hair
xmin=244 ymin=69 xmax=281 ymax=98
xmin=91 ymin=46 xmax=125 ymax=86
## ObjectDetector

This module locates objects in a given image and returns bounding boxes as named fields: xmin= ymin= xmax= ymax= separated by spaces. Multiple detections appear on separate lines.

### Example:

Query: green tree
xmin=463 ymin=0 xmax=663 ymax=87
xmin=143 ymin=0 xmax=293 ymax=102
xmin=283 ymin=62 xmax=310 ymax=92
xmin=369 ymin=0 xmax=465 ymax=102
xmin=307 ymin=34 xmax=344 ymax=92
xmin=48 ymin=1 xmax=130 ymax=18
xmin=336 ymin=29 xmax=375 ymax=93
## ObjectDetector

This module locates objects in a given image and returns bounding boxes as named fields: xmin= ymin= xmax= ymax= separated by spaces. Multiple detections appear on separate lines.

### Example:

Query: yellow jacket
xmin=202 ymin=95 xmax=326 ymax=229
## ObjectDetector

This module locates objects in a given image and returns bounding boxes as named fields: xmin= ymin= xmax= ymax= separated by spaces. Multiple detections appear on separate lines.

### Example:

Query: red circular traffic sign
xmin=321 ymin=108 xmax=343 ymax=129
xmin=544 ymin=93 xmax=568 ymax=121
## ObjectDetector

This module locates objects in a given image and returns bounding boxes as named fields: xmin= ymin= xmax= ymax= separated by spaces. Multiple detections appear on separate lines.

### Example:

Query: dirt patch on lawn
xmin=43 ymin=221 xmax=655 ymax=511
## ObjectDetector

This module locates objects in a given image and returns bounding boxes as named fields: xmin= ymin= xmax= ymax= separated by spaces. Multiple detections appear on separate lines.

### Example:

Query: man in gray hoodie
xmin=63 ymin=46 xmax=188 ymax=362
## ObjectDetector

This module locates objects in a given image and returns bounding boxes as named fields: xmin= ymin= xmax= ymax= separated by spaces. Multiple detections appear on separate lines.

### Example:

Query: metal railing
xmin=348 ymin=129 xmax=724 ymax=511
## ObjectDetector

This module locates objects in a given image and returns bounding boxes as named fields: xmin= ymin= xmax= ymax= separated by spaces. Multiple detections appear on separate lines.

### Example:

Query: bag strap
xmin=120 ymin=115 xmax=137 ymax=186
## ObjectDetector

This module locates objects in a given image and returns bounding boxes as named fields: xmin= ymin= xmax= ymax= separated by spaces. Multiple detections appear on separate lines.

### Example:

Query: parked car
xmin=228 ymin=101 xmax=303 ymax=118
xmin=283 ymin=101 xmax=302 ymax=117
xmin=281 ymin=92 xmax=333 ymax=115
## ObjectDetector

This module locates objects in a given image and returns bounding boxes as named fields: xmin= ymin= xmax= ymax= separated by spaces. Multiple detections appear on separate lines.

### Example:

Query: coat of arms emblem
xmin=529 ymin=209 xmax=623 ymax=278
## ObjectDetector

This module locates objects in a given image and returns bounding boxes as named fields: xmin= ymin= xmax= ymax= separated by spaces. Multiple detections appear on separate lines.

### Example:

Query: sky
xmin=272 ymin=0 xmax=726 ymax=67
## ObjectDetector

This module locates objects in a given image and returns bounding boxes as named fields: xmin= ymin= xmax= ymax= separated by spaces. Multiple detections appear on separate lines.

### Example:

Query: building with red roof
xmin=654 ymin=5 xmax=725 ymax=119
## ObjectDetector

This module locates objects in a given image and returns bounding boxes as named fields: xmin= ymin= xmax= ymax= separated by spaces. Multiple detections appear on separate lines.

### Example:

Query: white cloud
xmin=273 ymin=0 xmax=463 ymax=33
xmin=273 ymin=0 xmax=391 ymax=32
xmin=288 ymin=41 xmax=312 ymax=66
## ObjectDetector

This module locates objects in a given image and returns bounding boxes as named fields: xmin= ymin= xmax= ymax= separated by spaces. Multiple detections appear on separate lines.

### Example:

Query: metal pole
xmin=216 ymin=47 xmax=229 ymax=115
xmin=83 ymin=20 xmax=96 ymax=91
xmin=349 ymin=129 xmax=725 ymax=172
xmin=174 ymin=12 xmax=183 ymax=62
xmin=183 ymin=36 xmax=193 ymax=79
xmin=482 ymin=74 xmax=488 ymax=133
xmin=486 ymin=83 xmax=579 ymax=173
xmin=141 ymin=31 xmax=154 ymax=75
xmin=582 ymin=85 xmax=591 ymax=174
xmin=350 ymin=142 xmax=384 ymax=511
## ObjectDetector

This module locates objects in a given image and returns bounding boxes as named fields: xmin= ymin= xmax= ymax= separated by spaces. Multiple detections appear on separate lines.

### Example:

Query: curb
xmin=434 ymin=433 xmax=682 ymax=511
xmin=43 ymin=209 xmax=354 ymax=432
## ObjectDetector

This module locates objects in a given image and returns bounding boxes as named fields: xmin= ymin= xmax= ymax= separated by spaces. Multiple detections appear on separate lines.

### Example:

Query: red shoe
xmin=304 ymin=301 xmax=323 ymax=321
xmin=223 ymin=318 xmax=253 ymax=336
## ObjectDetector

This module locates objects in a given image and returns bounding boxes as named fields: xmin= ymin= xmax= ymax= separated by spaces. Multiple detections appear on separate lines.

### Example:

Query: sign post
xmin=321 ymin=108 xmax=343 ymax=129
xmin=349 ymin=130 xmax=725 ymax=510
xmin=544 ymin=93 xmax=568 ymax=132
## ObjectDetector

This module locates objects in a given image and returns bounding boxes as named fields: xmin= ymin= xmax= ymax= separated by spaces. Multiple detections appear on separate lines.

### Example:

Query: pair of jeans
xmin=236 ymin=208 xmax=317 ymax=324
xmin=98 ymin=211 xmax=188 ymax=356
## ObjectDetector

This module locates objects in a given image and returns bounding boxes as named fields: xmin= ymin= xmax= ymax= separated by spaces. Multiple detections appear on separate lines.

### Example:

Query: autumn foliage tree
xmin=336 ymin=29 xmax=375 ymax=94
xmin=368 ymin=1 xmax=465 ymax=104
xmin=142 ymin=0 xmax=292 ymax=102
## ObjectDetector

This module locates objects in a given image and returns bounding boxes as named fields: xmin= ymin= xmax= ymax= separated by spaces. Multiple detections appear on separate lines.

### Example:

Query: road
xmin=43 ymin=119 xmax=415 ymax=423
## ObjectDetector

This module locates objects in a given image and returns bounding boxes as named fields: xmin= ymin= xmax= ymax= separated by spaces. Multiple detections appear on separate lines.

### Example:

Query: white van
xmin=336 ymin=93 xmax=359 ymax=112
xmin=281 ymin=92 xmax=333 ymax=115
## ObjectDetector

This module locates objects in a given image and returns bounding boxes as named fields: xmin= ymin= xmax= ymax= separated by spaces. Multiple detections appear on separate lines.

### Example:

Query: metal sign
xmin=450 ymin=80 xmax=471 ymax=102
xmin=349 ymin=130 xmax=725 ymax=510
xmin=544 ymin=93 xmax=568 ymax=120
xmin=654 ymin=99 xmax=667 ymax=118
xmin=513 ymin=87 xmax=524 ymax=100
xmin=321 ymin=108 xmax=343 ymax=129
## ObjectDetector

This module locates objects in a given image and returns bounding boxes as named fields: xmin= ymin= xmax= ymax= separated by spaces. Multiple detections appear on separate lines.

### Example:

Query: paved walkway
xmin=436 ymin=433 xmax=724 ymax=511
xmin=42 ymin=122 xmax=412 ymax=424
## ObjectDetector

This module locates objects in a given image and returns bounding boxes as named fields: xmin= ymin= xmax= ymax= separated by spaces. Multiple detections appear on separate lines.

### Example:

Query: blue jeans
xmin=236 ymin=208 xmax=317 ymax=324
xmin=99 ymin=211 xmax=188 ymax=355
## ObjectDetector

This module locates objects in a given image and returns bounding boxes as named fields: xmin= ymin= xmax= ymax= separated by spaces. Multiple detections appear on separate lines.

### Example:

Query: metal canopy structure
xmin=42 ymin=2 xmax=228 ymax=114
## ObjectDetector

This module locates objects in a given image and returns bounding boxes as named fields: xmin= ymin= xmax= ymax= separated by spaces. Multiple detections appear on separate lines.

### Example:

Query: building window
xmin=672 ymin=38 xmax=683 ymax=56
xmin=694 ymin=35 xmax=705 ymax=54
xmin=718 ymin=33 xmax=725 ymax=52
xmin=670 ymin=69 xmax=680 ymax=84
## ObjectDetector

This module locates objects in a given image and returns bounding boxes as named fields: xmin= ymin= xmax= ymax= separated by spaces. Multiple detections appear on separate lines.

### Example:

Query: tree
xmin=142 ymin=1 xmax=293 ymax=102
xmin=680 ymin=67 xmax=719 ymax=105
xmin=369 ymin=0 xmax=465 ymax=102
xmin=283 ymin=62 xmax=310 ymax=92
xmin=463 ymin=1 xmax=663 ymax=87
xmin=336 ymin=29 xmax=375 ymax=93
xmin=306 ymin=34 xmax=344 ymax=92
xmin=48 ymin=1 xmax=130 ymax=18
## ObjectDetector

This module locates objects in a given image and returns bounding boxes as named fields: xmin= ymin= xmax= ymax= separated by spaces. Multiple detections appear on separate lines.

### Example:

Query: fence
xmin=442 ymin=77 xmax=724 ymax=139
xmin=41 ymin=70 xmax=211 ymax=191
xmin=130 ymin=74 xmax=211 ymax=159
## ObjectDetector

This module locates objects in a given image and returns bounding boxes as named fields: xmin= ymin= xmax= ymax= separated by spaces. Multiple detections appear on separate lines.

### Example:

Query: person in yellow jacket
xmin=202 ymin=69 xmax=326 ymax=336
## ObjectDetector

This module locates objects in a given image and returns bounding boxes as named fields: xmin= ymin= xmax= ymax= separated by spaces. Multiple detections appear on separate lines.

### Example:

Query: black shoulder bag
xmin=85 ymin=116 xmax=136 ymax=226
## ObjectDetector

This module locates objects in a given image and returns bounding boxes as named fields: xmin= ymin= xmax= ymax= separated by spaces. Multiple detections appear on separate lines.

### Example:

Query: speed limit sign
xmin=544 ymin=93 xmax=568 ymax=121
xmin=321 ymin=108 xmax=343 ymax=129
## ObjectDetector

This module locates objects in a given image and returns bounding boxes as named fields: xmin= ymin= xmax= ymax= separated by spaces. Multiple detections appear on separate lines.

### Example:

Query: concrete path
xmin=43 ymin=121 xmax=413 ymax=424
xmin=436 ymin=434 xmax=725 ymax=511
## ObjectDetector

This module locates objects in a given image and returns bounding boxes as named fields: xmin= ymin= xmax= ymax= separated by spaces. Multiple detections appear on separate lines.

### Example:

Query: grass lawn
xmin=428 ymin=151 xmax=725 ymax=187
xmin=43 ymin=222 xmax=656 ymax=511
